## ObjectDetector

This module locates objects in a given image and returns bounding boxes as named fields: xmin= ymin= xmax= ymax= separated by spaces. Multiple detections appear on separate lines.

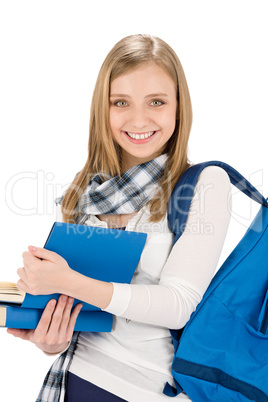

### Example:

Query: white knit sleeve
xmin=104 ymin=166 xmax=232 ymax=329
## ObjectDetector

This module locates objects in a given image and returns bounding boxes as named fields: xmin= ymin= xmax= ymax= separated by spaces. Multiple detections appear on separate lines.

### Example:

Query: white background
xmin=0 ymin=1 xmax=267 ymax=400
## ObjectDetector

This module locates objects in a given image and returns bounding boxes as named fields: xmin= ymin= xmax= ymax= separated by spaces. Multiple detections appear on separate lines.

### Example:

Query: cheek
xmin=109 ymin=110 xmax=124 ymax=134
xmin=109 ymin=110 xmax=116 ymax=133
xmin=158 ymin=109 xmax=177 ymax=135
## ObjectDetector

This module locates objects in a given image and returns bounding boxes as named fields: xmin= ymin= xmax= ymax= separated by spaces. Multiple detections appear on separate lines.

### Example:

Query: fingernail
xmin=61 ymin=295 xmax=67 ymax=302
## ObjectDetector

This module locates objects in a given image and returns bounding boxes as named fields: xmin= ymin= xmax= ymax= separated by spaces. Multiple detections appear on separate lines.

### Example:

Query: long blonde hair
xmin=61 ymin=34 xmax=193 ymax=223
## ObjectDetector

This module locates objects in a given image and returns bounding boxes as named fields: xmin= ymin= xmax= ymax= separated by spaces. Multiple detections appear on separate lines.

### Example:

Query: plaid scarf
xmin=55 ymin=153 xmax=168 ymax=219
xmin=36 ymin=332 xmax=79 ymax=402
xmin=36 ymin=154 xmax=168 ymax=402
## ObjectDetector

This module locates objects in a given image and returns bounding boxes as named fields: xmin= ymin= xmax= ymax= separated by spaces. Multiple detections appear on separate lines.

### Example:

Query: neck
xmin=121 ymin=152 xmax=162 ymax=173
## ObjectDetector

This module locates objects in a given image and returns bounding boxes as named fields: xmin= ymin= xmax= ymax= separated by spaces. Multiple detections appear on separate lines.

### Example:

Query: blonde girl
xmin=9 ymin=34 xmax=231 ymax=401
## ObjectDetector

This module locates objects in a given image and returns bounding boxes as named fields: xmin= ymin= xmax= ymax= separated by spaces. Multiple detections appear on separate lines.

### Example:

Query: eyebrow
xmin=109 ymin=93 xmax=169 ymax=98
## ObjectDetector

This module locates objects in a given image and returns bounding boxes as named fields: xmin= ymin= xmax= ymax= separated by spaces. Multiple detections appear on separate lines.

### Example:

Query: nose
xmin=129 ymin=105 xmax=150 ymax=130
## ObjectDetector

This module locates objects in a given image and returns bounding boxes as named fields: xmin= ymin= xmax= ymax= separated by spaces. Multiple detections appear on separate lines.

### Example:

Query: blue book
xmin=0 ymin=305 xmax=113 ymax=332
xmin=0 ymin=222 xmax=147 ymax=331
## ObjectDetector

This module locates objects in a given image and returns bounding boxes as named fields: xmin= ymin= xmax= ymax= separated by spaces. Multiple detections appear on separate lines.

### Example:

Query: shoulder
xmin=193 ymin=165 xmax=231 ymax=198
xmin=197 ymin=165 xmax=231 ymax=186
xmin=190 ymin=165 xmax=232 ymax=216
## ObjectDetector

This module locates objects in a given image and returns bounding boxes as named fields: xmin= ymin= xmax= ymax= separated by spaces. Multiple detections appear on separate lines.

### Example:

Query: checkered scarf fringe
xmin=36 ymin=332 xmax=79 ymax=402
xmin=36 ymin=154 xmax=168 ymax=401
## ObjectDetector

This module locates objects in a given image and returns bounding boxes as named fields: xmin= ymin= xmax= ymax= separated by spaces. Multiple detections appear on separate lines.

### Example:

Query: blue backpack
xmin=164 ymin=161 xmax=268 ymax=401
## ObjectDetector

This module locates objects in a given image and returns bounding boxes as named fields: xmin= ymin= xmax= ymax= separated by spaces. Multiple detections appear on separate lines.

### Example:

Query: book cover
xmin=0 ymin=305 xmax=113 ymax=331
xmin=21 ymin=222 xmax=147 ymax=310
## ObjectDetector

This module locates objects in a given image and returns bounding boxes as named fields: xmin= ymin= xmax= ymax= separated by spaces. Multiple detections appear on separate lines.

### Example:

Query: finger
xmin=47 ymin=295 xmax=70 ymax=335
xmin=66 ymin=302 xmax=83 ymax=339
xmin=16 ymin=278 xmax=30 ymax=293
xmin=58 ymin=296 xmax=75 ymax=334
xmin=7 ymin=328 xmax=33 ymax=340
xmin=28 ymin=246 xmax=60 ymax=263
xmin=21 ymin=251 xmax=35 ymax=268
xmin=34 ymin=299 xmax=57 ymax=336
xmin=17 ymin=267 xmax=28 ymax=282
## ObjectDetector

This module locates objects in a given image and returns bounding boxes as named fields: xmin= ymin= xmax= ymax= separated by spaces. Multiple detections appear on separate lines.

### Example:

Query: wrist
xmin=39 ymin=341 xmax=69 ymax=355
xmin=62 ymin=268 xmax=83 ymax=297
xmin=58 ymin=267 xmax=78 ymax=295
xmin=63 ymin=269 xmax=114 ymax=310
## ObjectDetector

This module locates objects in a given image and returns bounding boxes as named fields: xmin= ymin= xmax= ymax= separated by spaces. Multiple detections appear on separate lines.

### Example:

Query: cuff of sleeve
xmin=103 ymin=283 xmax=132 ymax=316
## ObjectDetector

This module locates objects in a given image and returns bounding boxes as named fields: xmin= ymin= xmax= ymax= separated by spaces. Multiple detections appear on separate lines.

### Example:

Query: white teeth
xmin=126 ymin=131 xmax=155 ymax=140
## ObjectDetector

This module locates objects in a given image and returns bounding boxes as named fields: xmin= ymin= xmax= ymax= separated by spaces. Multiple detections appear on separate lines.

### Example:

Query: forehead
xmin=110 ymin=62 xmax=176 ymax=97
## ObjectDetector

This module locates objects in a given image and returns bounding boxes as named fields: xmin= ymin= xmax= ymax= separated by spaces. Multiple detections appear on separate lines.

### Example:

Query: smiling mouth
xmin=125 ymin=131 xmax=156 ymax=140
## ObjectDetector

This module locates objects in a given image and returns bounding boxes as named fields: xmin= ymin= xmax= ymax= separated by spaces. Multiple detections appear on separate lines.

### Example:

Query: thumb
xmin=7 ymin=328 xmax=33 ymax=340
xmin=28 ymin=246 xmax=60 ymax=262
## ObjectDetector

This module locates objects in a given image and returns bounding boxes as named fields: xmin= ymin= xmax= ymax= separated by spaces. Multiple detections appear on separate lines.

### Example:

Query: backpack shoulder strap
xmin=168 ymin=160 xmax=268 ymax=244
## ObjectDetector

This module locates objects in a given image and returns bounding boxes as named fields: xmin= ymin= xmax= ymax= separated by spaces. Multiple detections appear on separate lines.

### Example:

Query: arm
xmin=105 ymin=166 xmax=232 ymax=328
xmin=17 ymin=166 xmax=232 ymax=329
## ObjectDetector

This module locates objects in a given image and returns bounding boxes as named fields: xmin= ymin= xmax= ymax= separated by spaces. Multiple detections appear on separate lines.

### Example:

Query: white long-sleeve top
xmin=57 ymin=166 xmax=232 ymax=401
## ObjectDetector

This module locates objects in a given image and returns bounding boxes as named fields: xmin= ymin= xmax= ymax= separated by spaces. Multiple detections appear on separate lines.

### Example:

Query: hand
xmin=17 ymin=246 xmax=73 ymax=295
xmin=7 ymin=295 xmax=82 ymax=354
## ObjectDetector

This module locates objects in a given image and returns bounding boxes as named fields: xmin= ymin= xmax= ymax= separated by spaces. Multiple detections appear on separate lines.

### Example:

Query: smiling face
xmin=109 ymin=61 xmax=178 ymax=171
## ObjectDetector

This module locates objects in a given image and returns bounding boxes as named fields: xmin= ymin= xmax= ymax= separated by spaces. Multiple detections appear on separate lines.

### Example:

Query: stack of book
xmin=0 ymin=222 xmax=147 ymax=332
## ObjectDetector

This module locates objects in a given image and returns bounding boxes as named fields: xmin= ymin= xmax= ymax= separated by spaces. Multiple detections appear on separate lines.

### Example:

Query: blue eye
xmin=115 ymin=101 xmax=128 ymax=107
xmin=150 ymin=100 xmax=164 ymax=106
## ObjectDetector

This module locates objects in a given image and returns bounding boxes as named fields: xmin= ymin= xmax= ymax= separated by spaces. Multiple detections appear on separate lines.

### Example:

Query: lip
xmin=123 ymin=130 xmax=158 ymax=144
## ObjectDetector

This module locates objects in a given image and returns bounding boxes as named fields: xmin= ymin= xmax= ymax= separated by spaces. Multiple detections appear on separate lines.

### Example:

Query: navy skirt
xmin=65 ymin=372 xmax=127 ymax=401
